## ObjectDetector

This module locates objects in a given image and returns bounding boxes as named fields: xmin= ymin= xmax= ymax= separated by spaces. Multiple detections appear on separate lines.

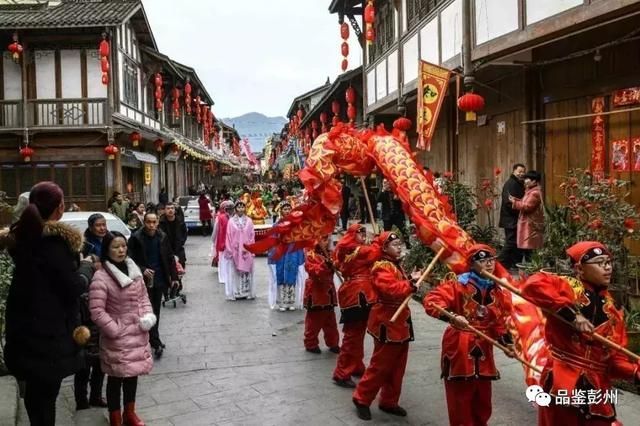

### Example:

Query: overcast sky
xmin=142 ymin=0 xmax=363 ymax=119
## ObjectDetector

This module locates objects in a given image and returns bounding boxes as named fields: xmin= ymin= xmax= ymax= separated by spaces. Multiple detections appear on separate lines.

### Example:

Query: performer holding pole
xmin=520 ymin=241 xmax=640 ymax=425
xmin=423 ymin=244 xmax=515 ymax=426
xmin=332 ymin=224 xmax=380 ymax=388
xmin=352 ymin=232 xmax=418 ymax=421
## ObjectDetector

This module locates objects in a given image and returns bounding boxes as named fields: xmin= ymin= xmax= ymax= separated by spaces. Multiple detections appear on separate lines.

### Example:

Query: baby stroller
xmin=162 ymin=256 xmax=187 ymax=308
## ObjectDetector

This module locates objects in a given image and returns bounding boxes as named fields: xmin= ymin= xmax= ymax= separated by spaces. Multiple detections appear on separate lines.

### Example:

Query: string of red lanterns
xmin=184 ymin=80 xmax=192 ymax=115
xmin=99 ymin=34 xmax=110 ymax=85
xmin=340 ymin=22 xmax=349 ymax=72
xmin=8 ymin=33 xmax=23 ymax=64
xmin=195 ymin=96 xmax=202 ymax=123
xmin=154 ymin=73 xmax=163 ymax=112
xmin=331 ymin=100 xmax=340 ymax=127
xmin=346 ymin=86 xmax=357 ymax=124
xmin=319 ymin=111 xmax=328 ymax=133
xmin=364 ymin=1 xmax=376 ymax=44
xmin=171 ymin=86 xmax=180 ymax=119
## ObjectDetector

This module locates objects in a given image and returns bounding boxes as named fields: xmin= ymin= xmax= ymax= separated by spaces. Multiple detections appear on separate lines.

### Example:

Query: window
xmin=420 ymin=18 xmax=439 ymax=64
xmin=475 ymin=0 xmax=519 ymax=45
xmin=406 ymin=0 xmax=447 ymax=31
xmin=526 ymin=0 xmax=582 ymax=25
xmin=123 ymin=57 xmax=139 ymax=108
xmin=440 ymin=0 xmax=462 ymax=61
xmin=402 ymin=34 xmax=419 ymax=84
xmin=368 ymin=0 xmax=396 ymax=64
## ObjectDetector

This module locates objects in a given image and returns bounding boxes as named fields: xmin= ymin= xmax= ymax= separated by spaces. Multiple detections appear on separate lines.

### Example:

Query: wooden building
xmin=330 ymin=0 xmax=640 ymax=208
xmin=0 ymin=0 xmax=229 ymax=210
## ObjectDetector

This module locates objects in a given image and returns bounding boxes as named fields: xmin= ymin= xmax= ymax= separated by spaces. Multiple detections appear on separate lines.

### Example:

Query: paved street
xmin=13 ymin=234 xmax=640 ymax=425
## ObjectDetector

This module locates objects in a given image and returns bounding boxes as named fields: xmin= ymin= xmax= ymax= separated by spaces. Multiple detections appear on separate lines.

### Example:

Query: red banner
xmin=417 ymin=61 xmax=451 ymax=151
xmin=613 ymin=87 xmax=640 ymax=107
xmin=591 ymin=97 xmax=606 ymax=178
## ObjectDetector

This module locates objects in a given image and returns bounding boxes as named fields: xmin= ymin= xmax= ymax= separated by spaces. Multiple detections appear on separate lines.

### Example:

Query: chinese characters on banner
xmin=417 ymin=61 xmax=451 ymax=151
xmin=591 ymin=97 xmax=606 ymax=178
xmin=612 ymin=87 xmax=640 ymax=107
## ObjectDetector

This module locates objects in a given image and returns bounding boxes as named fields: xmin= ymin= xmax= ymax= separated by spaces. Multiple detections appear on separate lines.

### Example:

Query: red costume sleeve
xmin=521 ymin=272 xmax=577 ymax=317
xmin=608 ymin=329 xmax=640 ymax=380
xmin=371 ymin=261 xmax=414 ymax=299
xmin=423 ymin=280 xmax=457 ymax=320
xmin=305 ymin=250 xmax=332 ymax=281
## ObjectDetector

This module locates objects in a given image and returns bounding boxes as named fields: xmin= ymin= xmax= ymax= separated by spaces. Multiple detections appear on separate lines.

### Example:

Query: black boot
xmin=379 ymin=405 xmax=407 ymax=417
xmin=353 ymin=399 xmax=372 ymax=421
xmin=333 ymin=378 xmax=356 ymax=388
xmin=329 ymin=346 xmax=340 ymax=354
xmin=305 ymin=347 xmax=321 ymax=354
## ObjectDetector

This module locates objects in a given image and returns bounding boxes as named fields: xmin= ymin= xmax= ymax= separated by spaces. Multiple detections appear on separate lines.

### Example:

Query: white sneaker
xmin=278 ymin=306 xmax=286 ymax=312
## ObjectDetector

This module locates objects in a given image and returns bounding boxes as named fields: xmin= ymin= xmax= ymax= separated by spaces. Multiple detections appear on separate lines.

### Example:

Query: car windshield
xmin=60 ymin=216 xmax=131 ymax=238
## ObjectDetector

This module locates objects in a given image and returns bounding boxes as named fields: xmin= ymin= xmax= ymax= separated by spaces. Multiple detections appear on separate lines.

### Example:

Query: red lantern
xmin=8 ymin=35 xmax=23 ymax=63
xmin=347 ymin=104 xmax=357 ymax=122
xmin=104 ymin=144 xmax=118 ymax=160
xmin=340 ymin=23 xmax=349 ymax=40
xmin=19 ymin=146 xmax=34 ymax=162
xmin=365 ymin=27 xmax=375 ymax=44
xmin=297 ymin=106 xmax=304 ymax=121
xmin=319 ymin=111 xmax=328 ymax=132
xmin=365 ymin=2 xmax=375 ymax=24
xmin=171 ymin=144 xmax=180 ymax=155
xmin=154 ymin=139 xmax=164 ymax=152
xmin=184 ymin=81 xmax=192 ymax=115
xmin=341 ymin=59 xmax=348 ymax=72
xmin=457 ymin=92 xmax=485 ymax=121
xmin=341 ymin=42 xmax=349 ymax=57
xmin=195 ymin=96 xmax=202 ymax=122
xmin=154 ymin=73 xmax=163 ymax=112
xmin=129 ymin=131 xmax=141 ymax=147
xmin=331 ymin=100 xmax=340 ymax=116
xmin=99 ymin=34 xmax=110 ymax=86
xmin=171 ymin=87 xmax=180 ymax=118
xmin=345 ymin=87 xmax=356 ymax=104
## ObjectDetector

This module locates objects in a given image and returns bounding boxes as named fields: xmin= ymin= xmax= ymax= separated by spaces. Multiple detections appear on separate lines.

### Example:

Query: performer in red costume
xmin=332 ymin=224 xmax=380 ymax=388
xmin=424 ymin=244 xmax=515 ymax=426
xmin=303 ymin=234 xmax=340 ymax=354
xmin=522 ymin=241 xmax=640 ymax=426
xmin=352 ymin=232 xmax=416 ymax=421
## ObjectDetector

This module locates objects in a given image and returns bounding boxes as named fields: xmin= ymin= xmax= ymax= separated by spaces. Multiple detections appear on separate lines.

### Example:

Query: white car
xmin=60 ymin=211 xmax=132 ymax=239
xmin=179 ymin=197 xmax=215 ymax=231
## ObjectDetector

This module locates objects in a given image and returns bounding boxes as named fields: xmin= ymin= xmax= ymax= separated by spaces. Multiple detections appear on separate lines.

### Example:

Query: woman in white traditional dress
xmin=267 ymin=202 xmax=307 ymax=311
xmin=224 ymin=201 xmax=256 ymax=300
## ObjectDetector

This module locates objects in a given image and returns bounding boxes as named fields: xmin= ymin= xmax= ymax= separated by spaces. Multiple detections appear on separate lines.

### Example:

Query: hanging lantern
xmin=129 ymin=131 xmax=141 ymax=147
xmin=332 ymin=116 xmax=340 ymax=126
xmin=104 ymin=144 xmax=118 ymax=160
xmin=184 ymin=80 xmax=192 ymax=115
xmin=457 ymin=92 xmax=485 ymax=121
xmin=347 ymin=104 xmax=357 ymax=122
xmin=171 ymin=87 xmax=180 ymax=118
xmin=7 ymin=33 xmax=23 ymax=63
xmin=19 ymin=146 xmax=34 ymax=162
xmin=319 ymin=111 xmax=328 ymax=132
xmin=171 ymin=144 xmax=180 ymax=155
xmin=297 ymin=105 xmax=304 ymax=121
xmin=340 ymin=22 xmax=349 ymax=72
xmin=364 ymin=1 xmax=376 ymax=45
xmin=345 ymin=86 xmax=356 ymax=104
xmin=331 ymin=100 xmax=340 ymax=116
xmin=99 ymin=33 xmax=110 ymax=85
xmin=195 ymin=96 xmax=202 ymax=122
xmin=154 ymin=138 xmax=164 ymax=152
xmin=154 ymin=73 xmax=163 ymax=112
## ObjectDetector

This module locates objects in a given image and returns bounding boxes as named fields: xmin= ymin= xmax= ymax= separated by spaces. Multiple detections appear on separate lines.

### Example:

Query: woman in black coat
xmin=2 ymin=182 xmax=96 ymax=426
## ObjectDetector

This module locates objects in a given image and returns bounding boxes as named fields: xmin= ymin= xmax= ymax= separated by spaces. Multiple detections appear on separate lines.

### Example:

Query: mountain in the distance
xmin=222 ymin=112 xmax=286 ymax=153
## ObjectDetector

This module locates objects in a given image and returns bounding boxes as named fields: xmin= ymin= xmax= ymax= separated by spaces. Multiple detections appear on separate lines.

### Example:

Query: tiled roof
xmin=0 ymin=0 xmax=141 ymax=29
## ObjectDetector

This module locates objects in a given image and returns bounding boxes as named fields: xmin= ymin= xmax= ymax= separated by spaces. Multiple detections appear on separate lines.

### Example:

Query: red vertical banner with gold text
xmin=417 ymin=61 xmax=451 ymax=151
xmin=591 ymin=97 xmax=605 ymax=179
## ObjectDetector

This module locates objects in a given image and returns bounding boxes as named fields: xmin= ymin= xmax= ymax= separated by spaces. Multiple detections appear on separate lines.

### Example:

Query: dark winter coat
xmin=159 ymin=216 xmax=188 ymax=265
xmin=3 ymin=222 xmax=95 ymax=382
xmin=376 ymin=191 xmax=393 ymax=221
xmin=127 ymin=228 xmax=177 ymax=289
xmin=82 ymin=229 xmax=103 ymax=259
xmin=499 ymin=174 xmax=525 ymax=229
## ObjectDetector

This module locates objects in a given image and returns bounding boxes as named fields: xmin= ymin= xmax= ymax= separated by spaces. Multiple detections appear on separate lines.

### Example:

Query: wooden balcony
xmin=27 ymin=98 xmax=108 ymax=127
xmin=0 ymin=100 xmax=23 ymax=128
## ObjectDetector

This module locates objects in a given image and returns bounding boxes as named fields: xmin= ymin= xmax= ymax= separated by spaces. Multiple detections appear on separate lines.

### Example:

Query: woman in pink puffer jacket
xmin=90 ymin=231 xmax=156 ymax=426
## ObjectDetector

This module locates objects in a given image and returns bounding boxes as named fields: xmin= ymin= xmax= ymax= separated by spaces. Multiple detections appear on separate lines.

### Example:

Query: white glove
xmin=139 ymin=313 xmax=157 ymax=331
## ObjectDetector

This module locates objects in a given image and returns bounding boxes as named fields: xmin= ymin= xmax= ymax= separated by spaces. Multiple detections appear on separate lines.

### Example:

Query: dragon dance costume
xmin=522 ymin=241 xmax=640 ymax=426
xmin=424 ymin=244 xmax=514 ymax=426
xmin=332 ymin=224 xmax=380 ymax=384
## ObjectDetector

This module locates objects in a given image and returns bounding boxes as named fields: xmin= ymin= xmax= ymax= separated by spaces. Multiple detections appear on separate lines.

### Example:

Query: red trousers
xmin=333 ymin=320 xmax=367 ymax=380
xmin=352 ymin=340 xmax=409 ymax=408
xmin=538 ymin=406 xmax=617 ymax=426
xmin=444 ymin=379 xmax=492 ymax=426
xmin=304 ymin=310 xmax=339 ymax=349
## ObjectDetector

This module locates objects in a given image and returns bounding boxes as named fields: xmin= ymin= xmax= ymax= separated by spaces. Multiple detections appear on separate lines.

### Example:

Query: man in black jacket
xmin=159 ymin=202 xmax=187 ymax=268
xmin=128 ymin=212 xmax=178 ymax=358
xmin=498 ymin=163 xmax=526 ymax=269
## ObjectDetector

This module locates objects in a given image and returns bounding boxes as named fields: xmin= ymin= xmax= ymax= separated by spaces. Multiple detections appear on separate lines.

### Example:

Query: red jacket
xmin=424 ymin=272 xmax=513 ymax=380
xmin=367 ymin=258 xmax=415 ymax=343
xmin=303 ymin=248 xmax=337 ymax=310
xmin=522 ymin=272 xmax=639 ymax=419
xmin=335 ymin=245 xmax=378 ymax=311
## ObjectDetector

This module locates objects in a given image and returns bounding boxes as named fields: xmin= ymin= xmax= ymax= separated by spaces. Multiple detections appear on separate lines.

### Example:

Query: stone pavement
xmin=10 ymin=234 xmax=640 ymax=425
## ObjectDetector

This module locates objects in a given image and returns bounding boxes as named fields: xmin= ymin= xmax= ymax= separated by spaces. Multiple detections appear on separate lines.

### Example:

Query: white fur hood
xmin=103 ymin=258 xmax=143 ymax=288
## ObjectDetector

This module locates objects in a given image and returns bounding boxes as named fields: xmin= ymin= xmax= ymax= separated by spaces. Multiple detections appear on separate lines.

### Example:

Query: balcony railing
xmin=27 ymin=98 xmax=107 ymax=127
xmin=0 ymin=100 xmax=23 ymax=128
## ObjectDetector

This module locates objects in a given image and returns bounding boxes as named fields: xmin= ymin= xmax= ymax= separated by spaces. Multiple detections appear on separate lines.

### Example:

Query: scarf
xmin=458 ymin=270 xmax=494 ymax=291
